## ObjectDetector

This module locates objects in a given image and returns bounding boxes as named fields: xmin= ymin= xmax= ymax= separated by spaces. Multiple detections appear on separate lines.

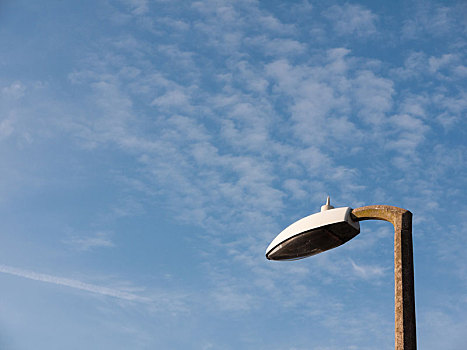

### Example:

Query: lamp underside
xmin=266 ymin=221 xmax=359 ymax=261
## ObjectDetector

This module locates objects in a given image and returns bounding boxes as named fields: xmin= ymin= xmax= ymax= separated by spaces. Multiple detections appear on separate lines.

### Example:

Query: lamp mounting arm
xmin=351 ymin=205 xmax=410 ymax=227
xmin=351 ymin=205 xmax=416 ymax=350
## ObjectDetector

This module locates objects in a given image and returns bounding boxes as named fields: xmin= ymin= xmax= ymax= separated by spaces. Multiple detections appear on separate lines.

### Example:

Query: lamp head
xmin=266 ymin=198 xmax=360 ymax=261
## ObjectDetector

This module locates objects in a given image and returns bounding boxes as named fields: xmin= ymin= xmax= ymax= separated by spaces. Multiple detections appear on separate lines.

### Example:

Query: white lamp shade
xmin=266 ymin=207 xmax=360 ymax=260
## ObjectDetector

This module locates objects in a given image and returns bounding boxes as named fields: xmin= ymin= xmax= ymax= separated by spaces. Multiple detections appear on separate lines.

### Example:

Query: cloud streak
xmin=0 ymin=264 xmax=151 ymax=303
xmin=63 ymin=231 xmax=115 ymax=251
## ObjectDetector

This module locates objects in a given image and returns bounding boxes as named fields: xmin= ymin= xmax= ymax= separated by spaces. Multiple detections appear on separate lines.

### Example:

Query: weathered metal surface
xmin=352 ymin=205 xmax=417 ymax=350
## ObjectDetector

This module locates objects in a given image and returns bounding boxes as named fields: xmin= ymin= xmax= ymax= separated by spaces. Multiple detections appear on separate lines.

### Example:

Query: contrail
xmin=0 ymin=264 xmax=150 ymax=303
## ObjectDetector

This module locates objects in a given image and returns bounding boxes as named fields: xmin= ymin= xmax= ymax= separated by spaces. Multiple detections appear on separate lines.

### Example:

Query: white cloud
xmin=385 ymin=113 xmax=428 ymax=158
xmin=151 ymin=89 xmax=191 ymax=109
xmin=245 ymin=36 xmax=306 ymax=57
xmin=349 ymin=259 xmax=385 ymax=280
xmin=283 ymin=178 xmax=309 ymax=200
xmin=399 ymin=94 xmax=428 ymax=118
xmin=257 ymin=13 xmax=296 ymax=34
xmin=1 ymin=81 xmax=25 ymax=99
xmin=0 ymin=116 xmax=14 ymax=140
xmin=291 ymin=0 xmax=313 ymax=14
xmin=323 ymin=4 xmax=378 ymax=37
xmin=352 ymin=70 xmax=394 ymax=125
xmin=120 ymin=0 xmax=149 ymax=16
xmin=420 ymin=308 xmax=467 ymax=349
xmin=397 ymin=52 xmax=465 ymax=81
xmin=391 ymin=51 xmax=427 ymax=79
xmin=402 ymin=4 xmax=459 ymax=40
xmin=157 ymin=44 xmax=196 ymax=69
xmin=212 ymin=284 xmax=255 ymax=312
xmin=429 ymin=54 xmax=457 ymax=73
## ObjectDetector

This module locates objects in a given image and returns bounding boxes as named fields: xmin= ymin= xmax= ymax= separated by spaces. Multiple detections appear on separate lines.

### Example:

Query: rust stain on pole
xmin=352 ymin=205 xmax=417 ymax=350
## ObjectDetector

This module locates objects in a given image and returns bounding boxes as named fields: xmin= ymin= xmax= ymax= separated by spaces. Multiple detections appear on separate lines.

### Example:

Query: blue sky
xmin=0 ymin=0 xmax=466 ymax=349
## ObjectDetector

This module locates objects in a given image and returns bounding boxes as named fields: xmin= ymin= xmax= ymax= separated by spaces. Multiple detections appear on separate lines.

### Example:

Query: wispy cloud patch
xmin=121 ymin=0 xmax=149 ymax=16
xmin=349 ymin=259 xmax=385 ymax=280
xmin=1 ymin=81 xmax=26 ymax=99
xmin=245 ymin=36 xmax=306 ymax=57
xmin=0 ymin=117 xmax=14 ymax=140
xmin=402 ymin=4 xmax=460 ymax=40
xmin=323 ymin=4 xmax=378 ymax=37
xmin=64 ymin=231 xmax=115 ymax=251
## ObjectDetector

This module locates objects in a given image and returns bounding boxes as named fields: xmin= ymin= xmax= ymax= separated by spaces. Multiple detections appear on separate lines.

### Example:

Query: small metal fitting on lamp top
xmin=320 ymin=196 xmax=334 ymax=212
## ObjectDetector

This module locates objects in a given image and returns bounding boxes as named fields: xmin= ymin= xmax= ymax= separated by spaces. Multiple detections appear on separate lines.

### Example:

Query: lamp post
xmin=266 ymin=197 xmax=416 ymax=350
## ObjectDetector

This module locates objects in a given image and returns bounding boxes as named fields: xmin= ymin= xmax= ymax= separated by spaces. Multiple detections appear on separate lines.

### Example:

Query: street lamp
xmin=266 ymin=197 xmax=417 ymax=350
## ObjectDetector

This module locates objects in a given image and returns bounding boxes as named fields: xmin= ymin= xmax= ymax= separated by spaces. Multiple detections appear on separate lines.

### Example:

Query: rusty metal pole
xmin=352 ymin=205 xmax=416 ymax=350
